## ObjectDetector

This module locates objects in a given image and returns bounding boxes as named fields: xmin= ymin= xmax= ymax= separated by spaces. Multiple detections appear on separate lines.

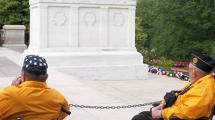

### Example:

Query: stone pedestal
xmin=25 ymin=0 xmax=148 ymax=80
xmin=2 ymin=25 xmax=27 ymax=53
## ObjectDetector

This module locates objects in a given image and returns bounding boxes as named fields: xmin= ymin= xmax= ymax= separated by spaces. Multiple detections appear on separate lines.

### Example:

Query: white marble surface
xmin=28 ymin=0 xmax=136 ymax=50
xmin=25 ymin=0 xmax=148 ymax=80
xmin=29 ymin=0 xmax=137 ymax=6
xmin=3 ymin=25 xmax=26 ymax=44
xmin=2 ymin=25 xmax=26 ymax=52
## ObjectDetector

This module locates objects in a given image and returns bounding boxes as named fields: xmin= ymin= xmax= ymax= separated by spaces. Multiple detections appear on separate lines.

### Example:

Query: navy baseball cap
xmin=22 ymin=55 xmax=48 ymax=75
xmin=191 ymin=52 xmax=215 ymax=73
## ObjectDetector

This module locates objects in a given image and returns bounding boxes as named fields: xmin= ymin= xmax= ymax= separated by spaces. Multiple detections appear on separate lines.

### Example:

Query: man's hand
xmin=158 ymin=101 xmax=165 ymax=109
xmin=11 ymin=75 xmax=23 ymax=86
xmin=152 ymin=105 xmax=162 ymax=119
xmin=163 ymin=91 xmax=177 ymax=108
xmin=152 ymin=101 xmax=164 ymax=119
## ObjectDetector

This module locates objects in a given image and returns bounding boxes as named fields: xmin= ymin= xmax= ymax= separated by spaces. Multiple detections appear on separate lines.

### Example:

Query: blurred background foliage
xmin=0 ymin=0 xmax=215 ymax=67
xmin=136 ymin=0 xmax=215 ymax=67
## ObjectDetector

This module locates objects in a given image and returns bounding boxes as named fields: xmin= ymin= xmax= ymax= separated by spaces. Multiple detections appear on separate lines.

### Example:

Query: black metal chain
xmin=70 ymin=102 xmax=156 ymax=109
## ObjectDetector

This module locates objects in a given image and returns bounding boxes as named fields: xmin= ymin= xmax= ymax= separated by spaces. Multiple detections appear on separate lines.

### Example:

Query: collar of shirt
xmin=18 ymin=81 xmax=48 ymax=88
xmin=194 ymin=73 xmax=214 ymax=85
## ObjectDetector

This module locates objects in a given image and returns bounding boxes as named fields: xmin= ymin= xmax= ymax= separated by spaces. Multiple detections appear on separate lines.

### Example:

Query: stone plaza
xmin=0 ymin=47 xmax=186 ymax=120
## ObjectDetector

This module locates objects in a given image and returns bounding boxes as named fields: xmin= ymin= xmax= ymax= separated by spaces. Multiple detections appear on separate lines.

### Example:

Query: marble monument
xmin=25 ymin=0 xmax=148 ymax=80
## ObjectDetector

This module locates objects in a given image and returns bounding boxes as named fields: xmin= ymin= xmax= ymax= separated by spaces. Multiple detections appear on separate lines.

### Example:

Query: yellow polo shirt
xmin=0 ymin=81 xmax=70 ymax=120
xmin=162 ymin=74 xmax=215 ymax=119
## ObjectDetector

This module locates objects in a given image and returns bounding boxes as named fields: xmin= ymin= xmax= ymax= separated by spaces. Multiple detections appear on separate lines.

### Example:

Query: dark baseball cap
xmin=191 ymin=52 xmax=215 ymax=73
xmin=22 ymin=55 xmax=48 ymax=75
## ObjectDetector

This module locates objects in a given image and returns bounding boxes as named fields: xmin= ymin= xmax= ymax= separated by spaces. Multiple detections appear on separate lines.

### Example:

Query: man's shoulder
xmin=2 ymin=86 xmax=19 ymax=92
xmin=47 ymin=87 xmax=67 ymax=99
xmin=197 ymin=74 xmax=214 ymax=84
xmin=0 ymin=86 xmax=18 ymax=99
xmin=1 ymin=85 xmax=67 ymax=101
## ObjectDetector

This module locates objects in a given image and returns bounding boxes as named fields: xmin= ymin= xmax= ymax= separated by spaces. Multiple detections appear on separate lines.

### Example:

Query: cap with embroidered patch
xmin=22 ymin=55 xmax=48 ymax=75
xmin=191 ymin=52 xmax=215 ymax=73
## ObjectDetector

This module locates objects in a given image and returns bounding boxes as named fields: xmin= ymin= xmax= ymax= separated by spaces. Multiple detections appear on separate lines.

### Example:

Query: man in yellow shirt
xmin=0 ymin=55 xmax=70 ymax=120
xmin=132 ymin=52 xmax=215 ymax=120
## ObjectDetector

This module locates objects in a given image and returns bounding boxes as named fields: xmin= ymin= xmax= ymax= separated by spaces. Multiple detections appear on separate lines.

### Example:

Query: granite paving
xmin=0 ymin=47 xmax=213 ymax=120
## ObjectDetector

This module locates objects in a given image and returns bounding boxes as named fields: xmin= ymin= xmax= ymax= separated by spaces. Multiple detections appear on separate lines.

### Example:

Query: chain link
xmin=70 ymin=102 xmax=156 ymax=109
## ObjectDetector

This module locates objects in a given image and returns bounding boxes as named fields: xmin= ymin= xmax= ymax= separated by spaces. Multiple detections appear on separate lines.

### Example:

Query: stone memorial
xmin=3 ymin=25 xmax=27 ymax=52
xmin=25 ymin=0 xmax=148 ymax=80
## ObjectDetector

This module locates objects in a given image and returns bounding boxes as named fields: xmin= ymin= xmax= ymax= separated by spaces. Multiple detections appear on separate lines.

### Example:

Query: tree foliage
xmin=135 ymin=17 xmax=147 ymax=54
xmin=136 ymin=0 xmax=156 ymax=49
xmin=137 ymin=0 xmax=215 ymax=59
xmin=0 ymin=0 xmax=29 ymax=29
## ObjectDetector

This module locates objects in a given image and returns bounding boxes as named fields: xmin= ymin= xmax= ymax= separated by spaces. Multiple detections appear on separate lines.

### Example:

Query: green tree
xmin=136 ymin=0 xmax=156 ymax=49
xmin=0 ymin=0 xmax=29 ymax=43
xmin=136 ymin=17 xmax=147 ymax=54
xmin=0 ymin=0 xmax=29 ymax=28
xmin=136 ymin=0 xmax=215 ymax=59
xmin=151 ymin=0 xmax=215 ymax=59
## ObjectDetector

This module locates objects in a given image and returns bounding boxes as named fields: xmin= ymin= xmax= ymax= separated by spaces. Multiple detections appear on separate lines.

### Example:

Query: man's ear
xmin=21 ymin=72 xmax=25 ymax=82
xmin=192 ymin=69 xmax=197 ymax=78
xmin=44 ymin=74 xmax=48 ymax=82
